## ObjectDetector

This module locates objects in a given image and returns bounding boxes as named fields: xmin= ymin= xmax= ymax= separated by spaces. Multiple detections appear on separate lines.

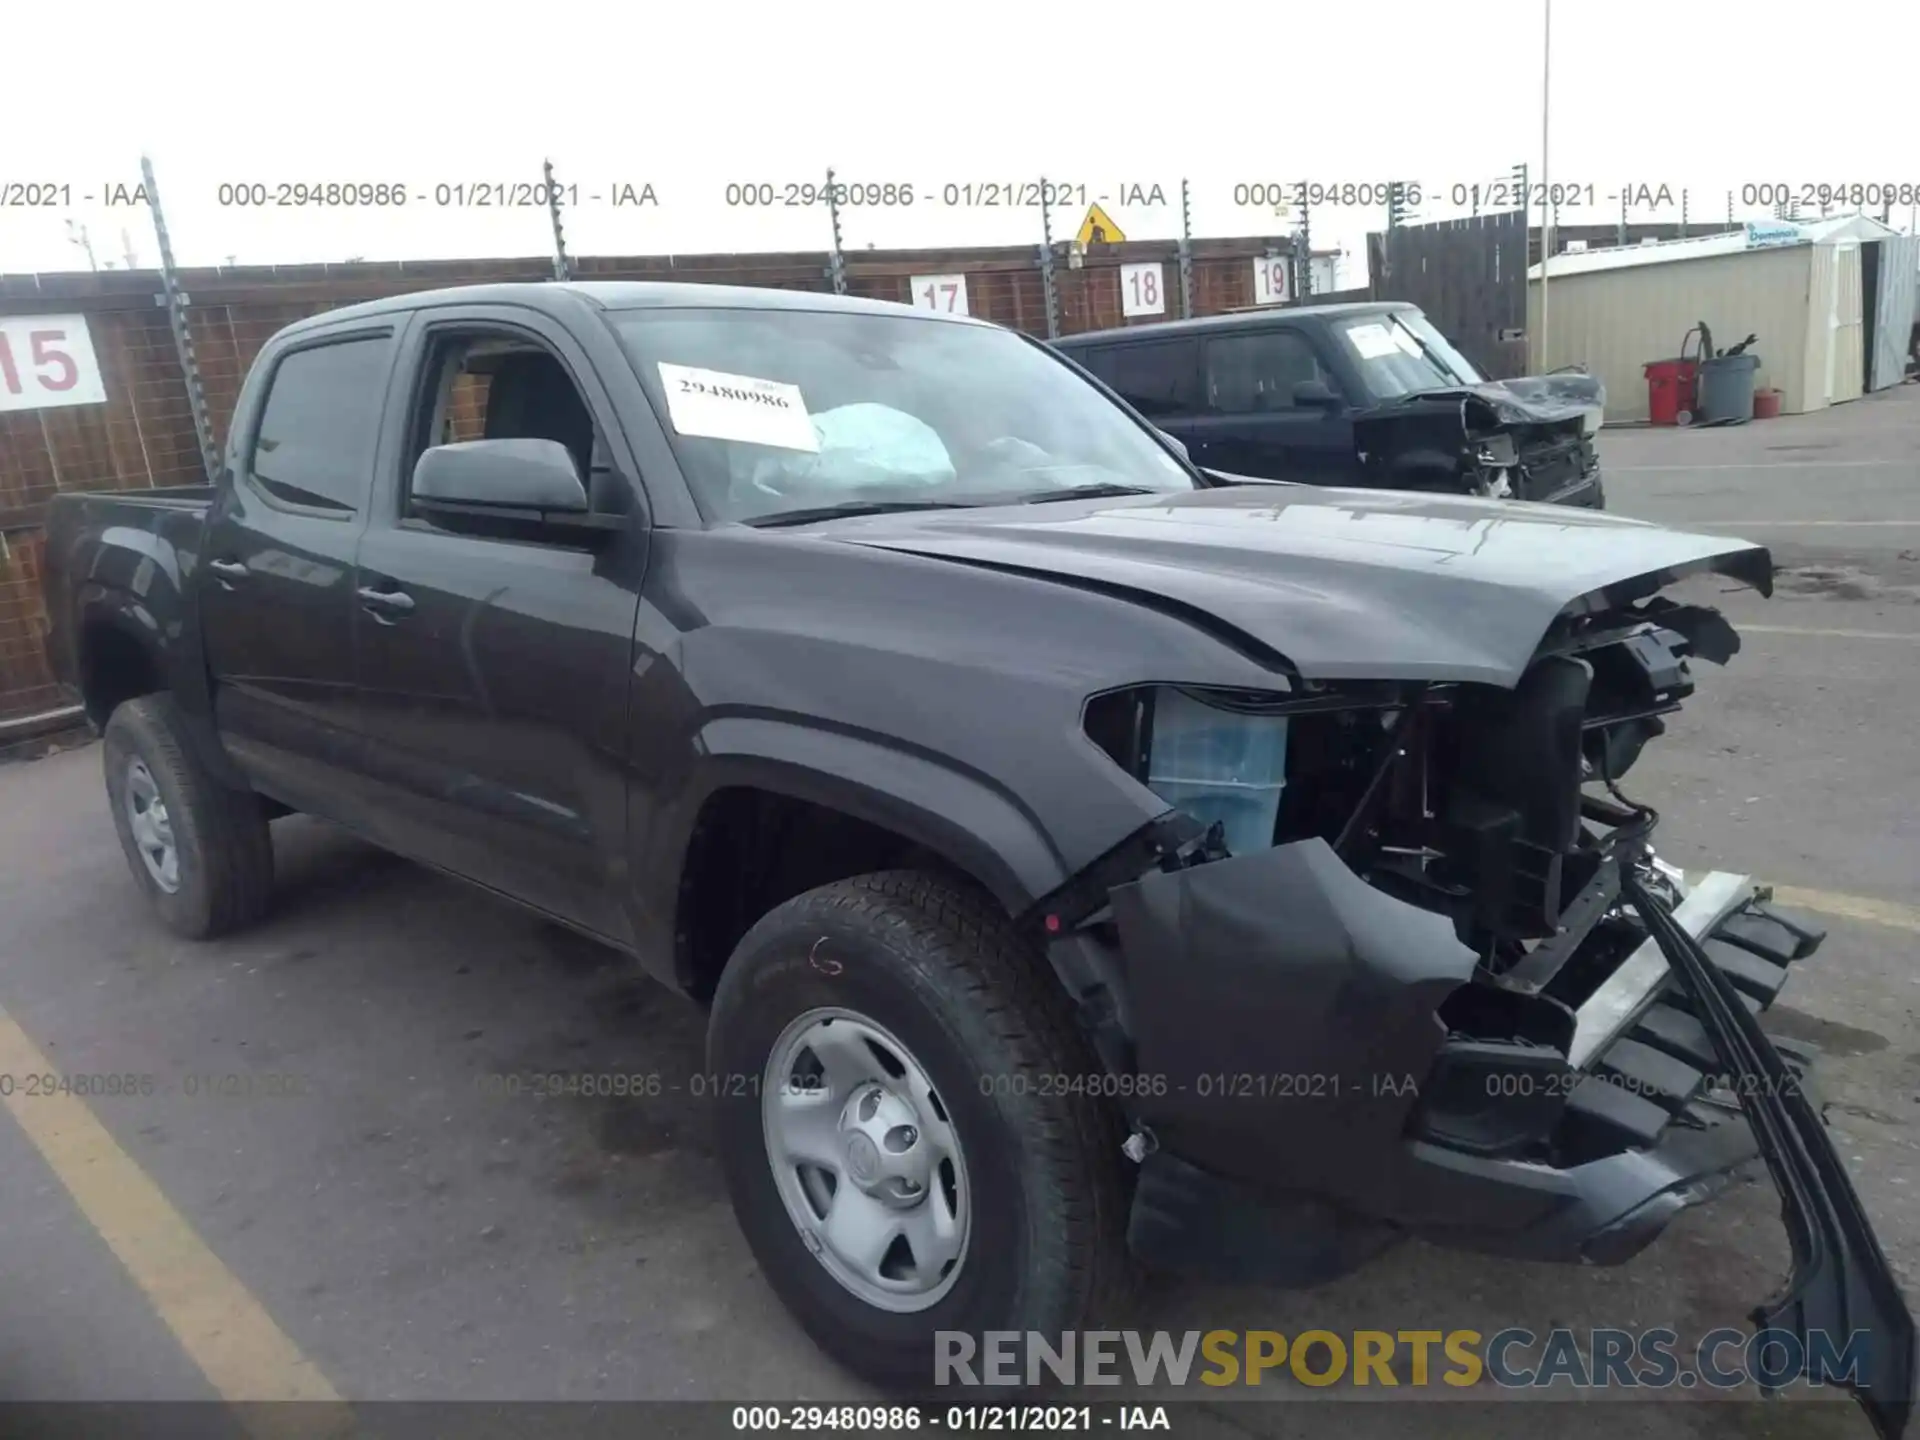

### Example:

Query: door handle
xmin=356 ymin=586 xmax=416 ymax=621
xmin=207 ymin=559 xmax=249 ymax=585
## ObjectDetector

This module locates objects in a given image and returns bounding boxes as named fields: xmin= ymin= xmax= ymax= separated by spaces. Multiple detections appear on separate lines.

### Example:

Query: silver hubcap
xmin=762 ymin=1008 xmax=970 ymax=1311
xmin=124 ymin=758 xmax=180 ymax=893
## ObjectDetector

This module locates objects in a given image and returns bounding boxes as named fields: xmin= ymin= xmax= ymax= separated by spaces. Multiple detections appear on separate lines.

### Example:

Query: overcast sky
xmin=6 ymin=0 xmax=1917 ymax=278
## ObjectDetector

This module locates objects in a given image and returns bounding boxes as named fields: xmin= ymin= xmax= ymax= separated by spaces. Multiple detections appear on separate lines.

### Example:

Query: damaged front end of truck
xmin=1028 ymin=557 xmax=1915 ymax=1437
xmin=1354 ymin=376 xmax=1604 ymax=504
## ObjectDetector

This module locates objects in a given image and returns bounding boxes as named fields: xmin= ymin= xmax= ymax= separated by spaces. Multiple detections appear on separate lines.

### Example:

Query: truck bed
xmin=40 ymin=486 xmax=218 ymax=712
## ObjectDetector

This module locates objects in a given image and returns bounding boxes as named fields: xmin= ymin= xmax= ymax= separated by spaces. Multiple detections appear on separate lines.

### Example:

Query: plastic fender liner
xmin=1109 ymin=837 xmax=1478 ymax=1196
xmin=1621 ymin=871 xmax=1916 ymax=1440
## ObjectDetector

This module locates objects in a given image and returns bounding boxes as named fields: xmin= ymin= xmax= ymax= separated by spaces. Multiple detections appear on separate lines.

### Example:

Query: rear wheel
xmin=708 ymin=871 xmax=1133 ymax=1391
xmin=102 ymin=696 xmax=275 ymax=939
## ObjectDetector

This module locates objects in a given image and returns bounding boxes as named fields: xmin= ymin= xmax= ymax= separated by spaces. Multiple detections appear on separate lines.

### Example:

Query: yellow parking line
xmin=0 ymin=1004 xmax=344 ymax=1413
xmin=1770 ymin=885 xmax=1920 ymax=935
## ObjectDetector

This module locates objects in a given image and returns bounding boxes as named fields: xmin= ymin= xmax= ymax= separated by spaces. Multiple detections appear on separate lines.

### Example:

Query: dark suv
xmin=1054 ymin=301 xmax=1606 ymax=507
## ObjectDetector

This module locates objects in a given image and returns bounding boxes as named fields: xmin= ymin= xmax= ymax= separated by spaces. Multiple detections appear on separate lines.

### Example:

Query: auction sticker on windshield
xmin=657 ymin=363 xmax=819 ymax=452
xmin=1345 ymin=323 xmax=1400 ymax=360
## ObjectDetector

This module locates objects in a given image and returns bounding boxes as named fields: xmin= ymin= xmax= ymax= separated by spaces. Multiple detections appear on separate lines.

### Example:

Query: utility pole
xmin=1295 ymin=192 xmax=1313 ymax=301
xmin=1038 ymin=179 xmax=1060 ymax=340
xmin=824 ymin=167 xmax=848 ymax=296
xmin=1177 ymin=178 xmax=1194 ymax=319
xmin=65 ymin=219 xmax=99 ymax=272
xmin=141 ymin=155 xmax=220 ymax=486
xmin=1536 ymin=0 xmax=1554 ymax=375
xmin=543 ymin=158 xmax=571 ymax=282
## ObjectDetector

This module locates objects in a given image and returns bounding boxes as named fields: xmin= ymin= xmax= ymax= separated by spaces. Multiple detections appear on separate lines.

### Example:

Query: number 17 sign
xmin=0 ymin=314 xmax=109 ymax=413
xmin=909 ymin=274 xmax=970 ymax=316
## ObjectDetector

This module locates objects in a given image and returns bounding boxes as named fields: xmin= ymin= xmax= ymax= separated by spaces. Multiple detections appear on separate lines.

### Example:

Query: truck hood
xmin=823 ymin=484 xmax=1772 ymax=687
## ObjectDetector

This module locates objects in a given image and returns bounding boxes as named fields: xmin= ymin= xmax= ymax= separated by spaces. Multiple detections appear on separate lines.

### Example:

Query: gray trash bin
xmin=1697 ymin=353 xmax=1760 ymax=424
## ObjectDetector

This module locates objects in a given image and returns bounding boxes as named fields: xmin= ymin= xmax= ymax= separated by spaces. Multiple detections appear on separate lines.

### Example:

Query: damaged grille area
xmin=1083 ymin=588 xmax=1806 ymax=1171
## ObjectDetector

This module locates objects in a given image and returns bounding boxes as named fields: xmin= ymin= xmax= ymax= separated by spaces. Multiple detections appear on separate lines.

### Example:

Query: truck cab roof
xmin=1054 ymin=300 xmax=1420 ymax=349
xmin=276 ymin=280 xmax=986 ymax=340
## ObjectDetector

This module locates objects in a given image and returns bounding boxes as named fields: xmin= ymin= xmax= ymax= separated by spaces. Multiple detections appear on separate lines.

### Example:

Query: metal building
xmin=1524 ymin=218 xmax=1899 ymax=423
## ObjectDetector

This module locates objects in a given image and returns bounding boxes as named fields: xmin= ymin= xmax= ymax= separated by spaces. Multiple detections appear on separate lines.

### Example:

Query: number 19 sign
xmin=0 ymin=314 xmax=109 ymax=413
xmin=909 ymin=274 xmax=970 ymax=317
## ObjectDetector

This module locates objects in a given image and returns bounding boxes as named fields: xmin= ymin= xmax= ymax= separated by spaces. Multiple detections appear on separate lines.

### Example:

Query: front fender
xmin=637 ymin=715 xmax=1073 ymax=990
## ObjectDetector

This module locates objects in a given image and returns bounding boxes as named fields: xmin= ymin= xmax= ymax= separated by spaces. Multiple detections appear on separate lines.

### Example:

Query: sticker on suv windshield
xmin=1345 ymin=323 xmax=1400 ymax=360
xmin=657 ymin=363 xmax=819 ymax=452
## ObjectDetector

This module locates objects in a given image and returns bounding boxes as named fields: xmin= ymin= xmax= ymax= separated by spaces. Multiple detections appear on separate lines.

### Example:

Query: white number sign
xmin=0 ymin=314 xmax=108 ymax=412
xmin=1119 ymin=262 xmax=1165 ymax=318
xmin=909 ymin=274 xmax=970 ymax=316
xmin=1251 ymin=257 xmax=1292 ymax=306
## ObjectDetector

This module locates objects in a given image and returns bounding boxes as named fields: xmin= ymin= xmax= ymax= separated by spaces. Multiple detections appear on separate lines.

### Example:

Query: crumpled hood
xmin=1382 ymin=376 xmax=1604 ymax=427
xmin=824 ymin=484 xmax=1772 ymax=687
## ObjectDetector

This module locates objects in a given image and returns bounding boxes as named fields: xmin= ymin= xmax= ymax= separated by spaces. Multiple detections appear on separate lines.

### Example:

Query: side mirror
xmin=413 ymin=438 xmax=589 ymax=513
xmin=1156 ymin=429 xmax=1191 ymax=461
xmin=1292 ymin=379 xmax=1343 ymax=410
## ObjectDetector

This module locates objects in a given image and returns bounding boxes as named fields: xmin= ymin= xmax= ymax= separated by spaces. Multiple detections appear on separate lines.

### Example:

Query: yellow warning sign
xmin=1075 ymin=203 xmax=1126 ymax=247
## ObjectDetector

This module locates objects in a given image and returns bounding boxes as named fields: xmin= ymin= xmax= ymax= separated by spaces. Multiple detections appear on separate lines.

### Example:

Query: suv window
xmin=1077 ymin=338 xmax=1198 ymax=417
xmin=250 ymin=336 xmax=394 ymax=513
xmin=406 ymin=331 xmax=628 ymax=522
xmin=1204 ymin=330 xmax=1332 ymax=414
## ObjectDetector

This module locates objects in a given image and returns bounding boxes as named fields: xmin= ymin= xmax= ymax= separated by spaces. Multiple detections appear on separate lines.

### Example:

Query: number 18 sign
xmin=1119 ymin=262 xmax=1165 ymax=318
xmin=0 ymin=314 xmax=109 ymax=413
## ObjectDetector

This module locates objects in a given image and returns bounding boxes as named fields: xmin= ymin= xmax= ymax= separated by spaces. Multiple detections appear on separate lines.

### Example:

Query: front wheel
xmin=708 ymin=871 xmax=1133 ymax=1392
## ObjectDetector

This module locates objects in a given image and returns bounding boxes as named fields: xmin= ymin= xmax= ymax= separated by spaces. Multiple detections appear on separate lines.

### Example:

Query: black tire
xmin=708 ymin=870 xmax=1134 ymax=1393
xmin=102 ymin=695 xmax=275 ymax=939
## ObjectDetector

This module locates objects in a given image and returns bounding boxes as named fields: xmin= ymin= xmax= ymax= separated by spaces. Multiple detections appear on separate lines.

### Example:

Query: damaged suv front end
xmin=1012 ymin=532 xmax=1913 ymax=1437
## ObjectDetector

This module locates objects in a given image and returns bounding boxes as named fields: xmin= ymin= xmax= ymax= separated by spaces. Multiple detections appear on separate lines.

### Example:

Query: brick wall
xmin=0 ymin=234 xmax=1308 ymax=720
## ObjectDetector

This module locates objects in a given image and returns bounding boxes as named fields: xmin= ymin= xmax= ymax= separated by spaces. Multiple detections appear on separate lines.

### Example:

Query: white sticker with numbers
xmin=657 ymin=363 xmax=819 ymax=451
xmin=1119 ymin=263 xmax=1165 ymax=318
xmin=1344 ymin=323 xmax=1401 ymax=360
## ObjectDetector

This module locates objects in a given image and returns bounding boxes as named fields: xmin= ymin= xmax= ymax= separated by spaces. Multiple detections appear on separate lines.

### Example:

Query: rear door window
xmin=249 ymin=335 xmax=395 ymax=514
xmin=1077 ymin=338 xmax=1200 ymax=417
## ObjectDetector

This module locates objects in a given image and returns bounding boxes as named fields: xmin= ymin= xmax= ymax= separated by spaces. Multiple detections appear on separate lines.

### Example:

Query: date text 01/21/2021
xmin=720 ymin=182 xmax=1169 ymax=209
xmin=730 ymin=1405 xmax=1171 ymax=1432
xmin=208 ymin=182 xmax=660 ymax=209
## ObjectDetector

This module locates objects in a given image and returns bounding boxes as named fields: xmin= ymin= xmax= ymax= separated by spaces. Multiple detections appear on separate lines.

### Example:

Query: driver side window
xmin=407 ymin=331 xmax=631 ymax=523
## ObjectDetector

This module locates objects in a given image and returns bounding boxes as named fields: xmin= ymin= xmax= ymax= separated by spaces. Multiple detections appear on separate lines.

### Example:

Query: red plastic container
xmin=1644 ymin=358 xmax=1700 ymax=426
xmin=1753 ymin=387 xmax=1783 ymax=420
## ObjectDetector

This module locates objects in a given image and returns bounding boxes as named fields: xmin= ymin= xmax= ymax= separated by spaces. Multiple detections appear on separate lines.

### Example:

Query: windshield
xmin=610 ymin=307 xmax=1197 ymax=524
xmin=1331 ymin=311 xmax=1486 ymax=400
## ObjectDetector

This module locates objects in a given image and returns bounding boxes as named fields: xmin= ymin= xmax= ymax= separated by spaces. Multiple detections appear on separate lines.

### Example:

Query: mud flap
xmin=1622 ymin=871 xmax=1917 ymax=1440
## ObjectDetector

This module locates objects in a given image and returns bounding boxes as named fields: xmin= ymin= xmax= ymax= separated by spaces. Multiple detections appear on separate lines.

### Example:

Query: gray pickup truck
xmin=38 ymin=280 xmax=1914 ymax=1429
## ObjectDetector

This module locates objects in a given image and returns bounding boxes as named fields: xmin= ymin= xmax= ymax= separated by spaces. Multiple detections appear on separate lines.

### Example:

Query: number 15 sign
xmin=0 ymin=314 xmax=109 ymax=413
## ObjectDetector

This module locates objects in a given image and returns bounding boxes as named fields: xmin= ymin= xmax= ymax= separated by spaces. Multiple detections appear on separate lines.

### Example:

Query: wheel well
xmin=676 ymin=787 xmax=984 ymax=1002
xmin=80 ymin=623 xmax=161 ymax=728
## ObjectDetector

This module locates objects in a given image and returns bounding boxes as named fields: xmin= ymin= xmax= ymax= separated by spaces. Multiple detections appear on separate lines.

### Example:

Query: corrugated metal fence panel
xmin=1527 ymin=244 xmax=1815 ymax=423
xmin=1869 ymin=234 xmax=1919 ymax=390
xmin=1369 ymin=213 xmax=1528 ymax=379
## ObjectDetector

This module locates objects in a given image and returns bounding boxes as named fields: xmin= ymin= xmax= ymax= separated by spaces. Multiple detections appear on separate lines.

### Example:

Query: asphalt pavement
xmin=2 ymin=383 xmax=1918 ymax=1439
